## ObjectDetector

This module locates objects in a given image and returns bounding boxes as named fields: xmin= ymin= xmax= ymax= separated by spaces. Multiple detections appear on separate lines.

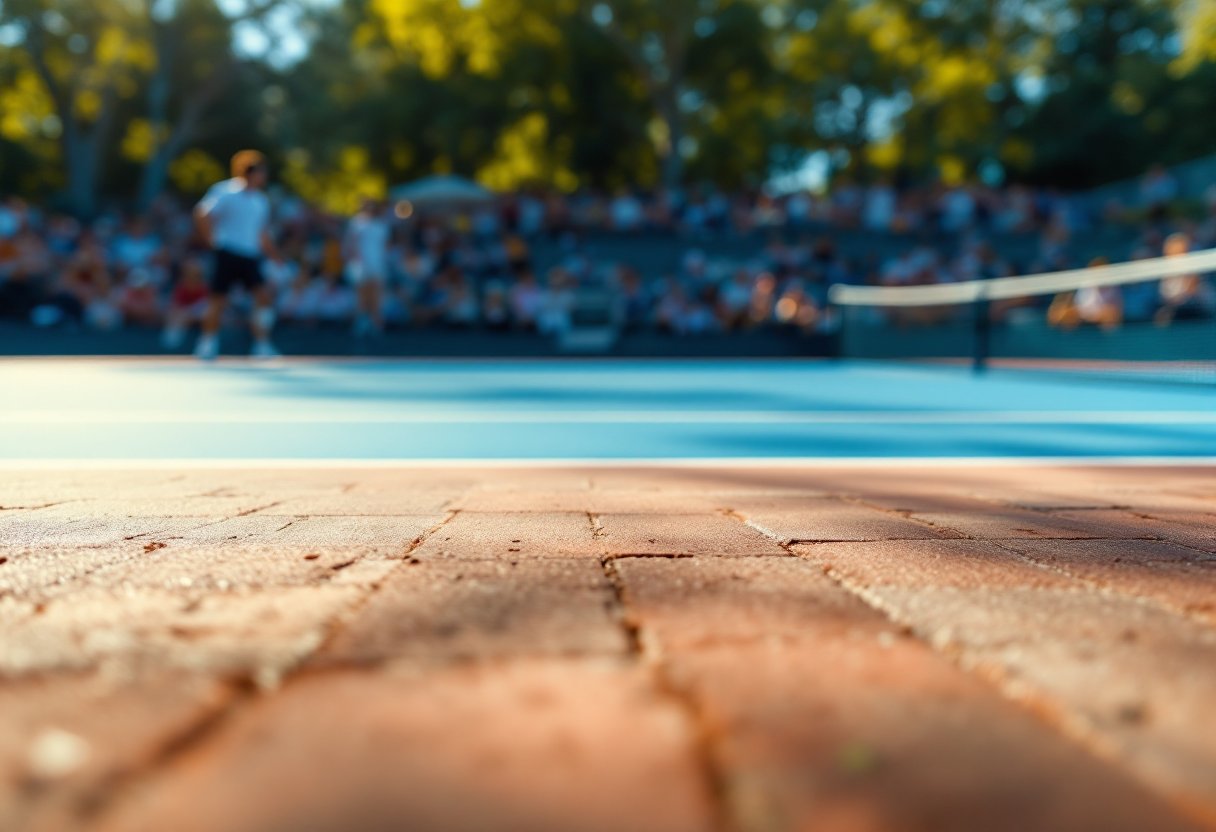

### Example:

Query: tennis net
xmin=827 ymin=248 xmax=1216 ymax=385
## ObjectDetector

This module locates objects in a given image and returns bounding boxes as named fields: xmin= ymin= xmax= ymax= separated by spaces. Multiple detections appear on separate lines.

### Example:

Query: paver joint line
xmin=306 ymin=509 xmax=461 ymax=666
xmin=789 ymin=534 xmax=1216 ymax=830
xmin=602 ymin=557 xmax=732 ymax=832
xmin=1 ymin=468 xmax=1214 ymax=831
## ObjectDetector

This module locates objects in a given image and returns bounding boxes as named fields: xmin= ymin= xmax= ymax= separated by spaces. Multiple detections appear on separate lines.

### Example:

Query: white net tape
xmin=828 ymin=248 xmax=1216 ymax=308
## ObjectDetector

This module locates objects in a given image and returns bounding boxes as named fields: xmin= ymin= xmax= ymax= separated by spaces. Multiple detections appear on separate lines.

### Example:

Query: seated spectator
xmin=517 ymin=192 xmax=546 ymax=237
xmin=613 ymin=266 xmax=650 ymax=330
xmin=0 ymin=197 xmax=24 ymax=241
xmin=509 ymin=269 xmax=543 ymax=329
xmin=1073 ymin=257 xmax=1123 ymax=330
xmin=681 ymin=248 xmax=707 ymax=284
xmin=277 ymin=271 xmax=322 ymax=323
xmin=111 ymin=217 xmax=162 ymax=277
xmin=996 ymin=185 xmax=1037 ymax=233
xmin=940 ymin=186 xmax=976 ymax=233
xmin=411 ymin=267 xmax=454 ymax=327
xmin=654 ymin=280 xmax=688 ymax=334
xmin=1050 ymin=257 xmax=1122 ymax=330
xmin=482 ymin=280 xmax=510 ymax=329
xmin=42 ymin=231 xmax=109 ymax=325
xmin=313 ymin=271 xmax=358 ymax=323
xmin=752 ymin=194 xmax=785 ymax=228
xmin=1156 ymin=232 xmax=1216 ymax=325
xmin=85 ymin=280 xmax=122 ymax=330
xmin=717 ymin=269 xmax=753 ymax=330
xmin=1122 ymin=247 xmax=1161 ymax=323
xmin=13 ymin=225 xmax=52 ymax=282
xmin=381 ymin=284 xmax=411 ymax=327
xmin=610 ymin=190 xmax=644 ymax=232
xmin=504 ymin=233 xmax=530 ymax=274
xmin=262 ymin=255 xmax=301 ymax=291
xmin=118 ymin=268 xmax=162 ymax=327
xmin=773 ymin=280 xmax=821 ymax=331
xmin=748 ymin=273 xmax=778 ymax=326
xmin=536 ymin=268 xmax=574 ymax=335
xmin=443 ymin=271 xmax=480 ymax=327
xmin=45 ymin=215 xmax=81 ymax=258
xmin=863 ymin=180 xmax=897 ymax=232
xmin=830 ymin=180 xmax=862 ymax=227
xmin=162 ymin=258 xmax=210 ymax=348
xmin=786 ymin=190 xmax=813 ymax=229
xmin=681 ymin=286 xmax=720 ymax=334
xmin=1141 ymin=164 xmax=1177 ymax=223
xmin=0 ymin=227 xmax=52 ymax=322
xmin=472 ymin=207 xmax=500 ymax=240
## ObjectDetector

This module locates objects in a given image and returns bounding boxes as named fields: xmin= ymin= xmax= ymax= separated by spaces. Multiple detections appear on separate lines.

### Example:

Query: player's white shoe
xmin=251 ymin=340 xmax=281 ymax=359
xmin=193 ymin=334 xmax=219 ymax=361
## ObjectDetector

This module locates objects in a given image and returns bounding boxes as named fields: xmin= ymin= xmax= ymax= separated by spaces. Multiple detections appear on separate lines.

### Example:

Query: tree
xmin=2 ymin=0 xmax=1216 ymax=209
xmin=133 ymin=0 xmax=245 ymax=210
xmin=1014 ymin=0 xmax=1216 ymax=187
xmin=3 ymin=0 xmax=153 ymax=217
xmin=0 ymin=0 xmax=287 ymax=217
xmin=576 ymin=0 xmax=701 ymax=186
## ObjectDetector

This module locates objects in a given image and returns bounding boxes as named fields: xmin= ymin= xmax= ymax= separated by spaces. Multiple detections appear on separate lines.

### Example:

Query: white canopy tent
xmin=389 ymin=175 xmax=495 ymax=207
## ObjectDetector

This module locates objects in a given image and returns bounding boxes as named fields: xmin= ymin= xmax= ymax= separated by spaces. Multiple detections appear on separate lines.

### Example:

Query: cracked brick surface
xmin=614 ymin=557 xmax=1200 ymax=832
xmin=0 ymin=466 xmax=1214 ymax=832
xmin=317 ymin=559 xmax=628 ymax=666
xmin=728 ymin=496 xmax=947 ymax=543
xmin=94 ymin=661 xmax=714 ymax=832
xmin=597 ymin=512 xmax=788 ymax=557
xmin=411 ymin=511 xmax=602 ymax=560
xmin=0 ymin=672 xmax=231 ymax=832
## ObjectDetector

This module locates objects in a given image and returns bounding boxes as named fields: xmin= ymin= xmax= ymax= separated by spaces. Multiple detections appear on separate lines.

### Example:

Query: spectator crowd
xmin=0 ymin=166 xmax=1214 ymax=350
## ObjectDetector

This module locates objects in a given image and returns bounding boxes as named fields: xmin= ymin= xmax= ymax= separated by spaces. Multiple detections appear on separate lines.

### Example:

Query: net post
xmin=972 ymin=295 xmax=991 ymax=374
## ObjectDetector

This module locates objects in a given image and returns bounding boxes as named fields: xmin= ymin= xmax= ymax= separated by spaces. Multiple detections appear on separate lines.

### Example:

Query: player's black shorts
xmin=211 ymin=249 xmax=264 ymax=295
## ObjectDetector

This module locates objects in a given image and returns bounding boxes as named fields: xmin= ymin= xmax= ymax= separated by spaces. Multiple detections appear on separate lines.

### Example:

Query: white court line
xmin=2 ymin=457 xmax=1216 ymax=469
xmin=2 ymin=411 xmax=1216 ymax=425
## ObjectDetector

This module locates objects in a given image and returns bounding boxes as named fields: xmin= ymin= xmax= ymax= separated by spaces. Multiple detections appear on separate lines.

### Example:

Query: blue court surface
xmin=1 ymin=358 xmax=1214 ymax=463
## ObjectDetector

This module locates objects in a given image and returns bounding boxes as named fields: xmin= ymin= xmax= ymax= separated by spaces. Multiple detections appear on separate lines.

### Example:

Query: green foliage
xmin=1013 ymin=0 xmax=1216 ymax=187
xmin=0 ymin=0 xmax=1214 ymax=212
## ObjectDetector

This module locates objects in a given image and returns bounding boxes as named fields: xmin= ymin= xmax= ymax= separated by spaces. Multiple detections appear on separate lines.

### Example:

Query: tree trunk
xmin=135 ymin=27 xmax=232 ymax=211
xmin=24 ymin=24 xmax=109 ymax=220
xmin=137 ymin=150 xmax=173 ymax=211
xmin=657 ymin=102 xmax=685 ymax=188
xmin=62 ymin=128 xmax=104 ymax=220
xmin=136 ymin=35 xmax=173 ymax=212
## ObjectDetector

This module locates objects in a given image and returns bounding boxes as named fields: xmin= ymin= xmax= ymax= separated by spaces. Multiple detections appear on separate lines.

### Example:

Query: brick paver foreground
xmin=1 ymin=466 xmax=1215 ymax=831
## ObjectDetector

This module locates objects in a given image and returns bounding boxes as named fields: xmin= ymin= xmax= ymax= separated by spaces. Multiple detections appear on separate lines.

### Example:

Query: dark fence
xmin=0 ymin=323 xmax=835 ymax=359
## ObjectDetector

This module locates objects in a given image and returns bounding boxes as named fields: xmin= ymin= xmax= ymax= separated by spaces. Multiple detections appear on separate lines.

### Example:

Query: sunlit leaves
xmin=0 ymin=67 xmax=56 ymax=143
xmin=120 ymin=117 xmax=166 ymax=161
xmin=371 ymin=0 xmax=564 ymax=77
xmin=282 ymin=145 xmax=387 ymax=214
xmin=1172 ymin=1 xmax=1216 ymax=75
xmin=168 ymin=146 xmax=225 ymax=193
xmin=476 ymin=112 xmax=578 ymax=191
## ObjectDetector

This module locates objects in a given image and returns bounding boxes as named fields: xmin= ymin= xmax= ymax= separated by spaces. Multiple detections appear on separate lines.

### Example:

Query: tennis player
xmin=344 ymin=197 xmax=391 ymax=337
xmin=193 ymin=150 xmax=281 ymax=360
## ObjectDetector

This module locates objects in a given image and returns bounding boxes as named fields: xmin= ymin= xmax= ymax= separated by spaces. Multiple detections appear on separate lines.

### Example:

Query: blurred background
xmin=0 ymin=0 xmax=1214 ymax=358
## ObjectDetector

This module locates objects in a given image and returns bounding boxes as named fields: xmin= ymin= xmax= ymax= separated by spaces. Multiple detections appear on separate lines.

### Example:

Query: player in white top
xmin=192 ymin=150 xmax=281 ymax=360
xmin=343 ymin=197 xmax=391 ymax=337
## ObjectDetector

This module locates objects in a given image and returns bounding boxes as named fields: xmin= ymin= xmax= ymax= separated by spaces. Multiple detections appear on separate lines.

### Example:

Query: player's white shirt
xmin=197 ymin=178 xmax=270 ymax=259
xmin=344 ymin=213 xmax=390 ymax=281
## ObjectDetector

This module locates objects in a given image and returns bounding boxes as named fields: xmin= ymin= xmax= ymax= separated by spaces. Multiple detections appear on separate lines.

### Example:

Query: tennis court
xmin=2 ymin=357 xmax=1214 ymax=462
